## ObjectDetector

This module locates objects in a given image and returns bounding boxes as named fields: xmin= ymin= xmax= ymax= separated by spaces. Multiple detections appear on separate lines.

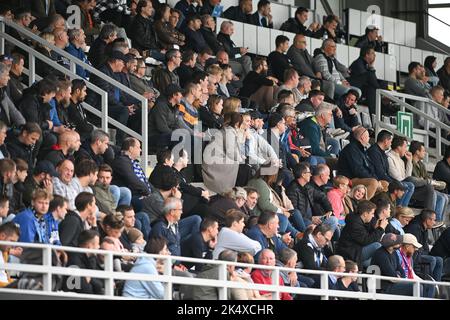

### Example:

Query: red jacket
xmin=251 ymin=269 xmax=293 ymax=300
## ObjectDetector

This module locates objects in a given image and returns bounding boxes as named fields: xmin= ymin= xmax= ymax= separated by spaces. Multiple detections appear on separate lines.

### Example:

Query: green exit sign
xmin=397 ymin=112 xmax=413 ymax=139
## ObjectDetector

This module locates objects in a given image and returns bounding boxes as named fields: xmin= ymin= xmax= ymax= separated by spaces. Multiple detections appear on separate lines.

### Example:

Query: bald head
xmin=59 ymin=131 xmax=81 ymax=153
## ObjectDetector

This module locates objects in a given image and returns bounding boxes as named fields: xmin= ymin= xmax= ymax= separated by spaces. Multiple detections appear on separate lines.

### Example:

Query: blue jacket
xmin=150 ymin=217 xmax=181 ymax=257
xmin=65 ymin=43 xmax=91 ymax=79
xmin=49 ymin=98 xmax=62 ymax=127
xmin=337 ymin=138 xmax=377 ymax=179
xmin=122 ymin=257 xmax=164 ymax=299
xmin=367 ymin=143 xmax=393 ymax=182
xmin=13 ymin=208 xmax=61 ymax=245
xmin=246 ymin=225 xmax=287 ymax=260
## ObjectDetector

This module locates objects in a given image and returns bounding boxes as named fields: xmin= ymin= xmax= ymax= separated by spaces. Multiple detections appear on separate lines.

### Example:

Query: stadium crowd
xmin=0 ymin=0 xmax=450 ymax=299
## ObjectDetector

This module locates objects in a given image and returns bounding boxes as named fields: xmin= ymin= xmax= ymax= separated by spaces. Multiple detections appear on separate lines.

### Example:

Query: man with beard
xmin=51 ymin=79 xmax=73 ymax=134
xmin=68 ymin=79 xmax=94 ymax=143
xmin=42 ymin=130 xmax=81 ymax=167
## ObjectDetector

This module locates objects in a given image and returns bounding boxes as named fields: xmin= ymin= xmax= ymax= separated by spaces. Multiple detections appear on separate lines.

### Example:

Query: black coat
xmin=111 ymin=153 xmax=151 ymax=197
xmin=295 ymin=236 xmax=330 ymax=270
xmin=75 ymin=142 xmax=106 ymax=167
xmin=184 ymin=28 xmax=209 ymax=53
xmin=337 ymin=213 xmax=385 ymax=267
xmin=18 ymin=94 xmax=51 ymax=131
xmin=6 ymin=132 xmax=35 ymax=171
xmin=371 ymin=247 xmax=405 ymax=291
xmin=148 ymin=96 xmax=181 ymax=136
xmin=199 ymin=106 xmax=224 ymax=130
xmin=223 ymin=6 xmax=251 ymax=24
xmin=267 ymin=51 xmax=292 ymax=82
xmin=355 ymin=36 xmax=384 ymax=53
xmin=59 ymin=211 xmax=86 ymax=247
xmin=348 ymin=57 xmax=380 ymax=92
xmin=430 ymin=228 xmax=450 ymax=259
xmin=285 ymin=180 xmax=332 ymax=221
xmin=367 ymin=143 xmax=393 ymax=182
xmin=181 ymin=231 xmax=212 ymax=272
xmin=217 ymin=32 xmax=241 ymax=59
xmin=200 ymin=27 xmax=223 ymax=54
xmin=67 ymin=100 xmax=94 ymax=142
xmin=280 ymin=18 xmax=316 ymax=37
xmin=248 ymin=12 xmax=273 ymax=28
xmin=64 ymin=252 xmax=104 ymax=294
xmin=433 ymin=159 xmax=450 ymax=194
xmin=43 ymin=149 xmax=74 ymax=168
xmin=404 ymin=216 xmax=430 ymax=254
xmin=338 ymin=139 xmax=377 ymax=179
xmin=88 ymin=37 xmax=108 ymax=68
xmin=129 ymin=14 xmax=159 ymax=53
xmin=437 ymin=67 xmax=450 ymax=92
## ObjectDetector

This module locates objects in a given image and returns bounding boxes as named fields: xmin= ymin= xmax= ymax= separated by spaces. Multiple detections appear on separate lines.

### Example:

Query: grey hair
xmin=281 ymin=106 xmax=296 ymax=118
xmin=321 ymin=38 xmax=336 ymax=50
xmin=315 ymin=103 xmax=333 ymax=117
xmin=279 ymin=248 xmax=297 ymax=265
xmin=298 ymin=76 xmax=311 ymax=88
xmin=220 ymin=20 xmax=234 ymax=32
xmin=258 ymin=249 xmax=275 ymax=264
xmin=218 ymin=249 xmax=238 ymax=262
xmin=68 ymin=28 xmax=82 ymax=42
xmin=162 ymin=197 xmax=183 ymax=216
xmin=90 ymin=129 xmax=110 ymax=144
xmin=99 ymin=24 xmax=117 ymax=40
xmin=327 ymin=255 xmax=344 ymax=272
xmin=0 ymin=63 xmax=9 ymax=75
xmin=313 ymin=163 xmax=329 ymax=177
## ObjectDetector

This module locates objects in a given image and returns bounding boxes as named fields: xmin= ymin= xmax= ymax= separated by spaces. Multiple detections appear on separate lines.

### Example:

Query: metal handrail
xmin=375 ymin=89 xmax=450 ymax=156
xmin=1 ymin=241 xmax=448 ymax=300
xmin=0 ymin=17 xmax=149 ymax=172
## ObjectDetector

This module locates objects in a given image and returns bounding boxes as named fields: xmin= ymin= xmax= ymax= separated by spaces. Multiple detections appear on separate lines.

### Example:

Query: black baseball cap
xmin=33 ymin=160 xmax=58 ymax=177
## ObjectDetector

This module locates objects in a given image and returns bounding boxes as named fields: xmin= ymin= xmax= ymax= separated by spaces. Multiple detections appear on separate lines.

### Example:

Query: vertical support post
xmin=104 ymin=251 xmax=114 ymax=296
xmin=101 ymin=91 xmax=108 ymax=133
xmin=163 ymin=256 xmax=173 ymax=300
xmin=271 ymin=268 xmax=280 ymax=300
xmin=367 ymin=276 xmax=377 ymax=300
xmin=375 ymin=89 xmax=382 ymax=135
xmin=0 ymin=19 xmax=5 ymax=55
xmin=29 ymin=54 xmax=36 ymax=86
xmin=320 ymin=273 xmax=329 ymax=300
xmin=42 ymin=246 xmax=53 ymax=292
xmin=218 ymin=263 xmax=228 ymax=300
xmin=413 ymin=280 xmax=421 ymax=298
xmin=141 ymin=99 xmax=149 ymax=174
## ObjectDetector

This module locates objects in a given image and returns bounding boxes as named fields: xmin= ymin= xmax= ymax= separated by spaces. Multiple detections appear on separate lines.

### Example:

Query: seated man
xmin=184 ymin=15 xmax=209 ymax=53
xmin=0 ymin=222 xmax=20 ymax=288
xmin=410 ymin=140 xmax=448 ymax=222
xmin=267 ymin=35 xmax=292 ymax=84
xmin=334 ymin=90 xmax=361 ymax=133
xmin=65 ymin=28 xmax=91 ymax=79
xmin=355 ymin=25 xmax=384 ymax=53
xmin=249 ymin=0 xmax=273 ymax=28
xmin=181 ymin=217 xmax=218 ymax=272
xmin=296 ymin=89 xmax=325 ymax=113
xmin=338 ymin=126 xmax=388 ymax=199
xmin=404 ymin=209 xmax=444 ymax=283
xmin=251 ymin=249 xmax=293 ymax=300
xmin=337 ymin=200 xmax=386 ymax=268
xmin=312 ymin=39 xmax=361 ymax=100
xmin=217 ymin=21 xmax=252 ymax=77
xmin=433 ymin=146 xmax=450 ymax=194
xmin=43 ymin=130 xmax=80 ymax=167
xmin=0 ymin=62 xmax=26 ymax=128
xmin=213 ymin=209 xmax=261 ymax=259
xmin=371 ymin=181 xmax=406 ymax=220
xmin=149 ymin=197 xmax=201 ymax=258
xmin=326 ymin=255 xmax=346 ymax=290
xmin=280 ymin=7 xmax=320 ymax=37
xmin=68 ymin=79 xmax=94 ymax=143
xmin=388 ymin=136 xmax=436 ymax=213
xmin=348 ymin=46 xmax=381 ymax=115
xmin=223 ymin=0 xmax=252 ymax=23
xmin=88 ymin=23 xmax=118 ymax=68
xmin=22 ymin=160 xmax=57 ymax=207
xmin=287 ymin=34 xmax=316 ymax=79
xmin=246 ymin=211 xmax=292 ymax=259
xmin=295 ymin=224 xmax=333 ymax=271
xmin=6 ymin=122 xmax=41 ymax=173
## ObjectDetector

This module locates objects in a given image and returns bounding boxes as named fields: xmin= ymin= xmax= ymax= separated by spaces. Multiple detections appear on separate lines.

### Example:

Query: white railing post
xmin=436 ymin=124 xmax=442 ymax=157
xmin=163 ymin=256 xmax=173 ymax=300
xmin=271 ymin=268 xmax=280 ymax=300
xmin=42 ymin=247 xmax=53 ymax=292
xmin=413 ymin=280 xmax=421 ymax=298
xmin=104 ymin=252 xmax=115 ymax=297
xmin=320 ymin=273 xmax=329 ymax=300
xmin=28 ymin=53 xmax=35 ymax=86
xmin=70 ymin=61 xmax=76 ymax=75
xmin=367 ymin=276 xmax=377 ymax=300
xmin=141 ymin=99 xmax=149 ymax=173
xmin=375 ymin=89 xmax=382 ymax=135
xmin=101 ymin=92 xmax=108 ymax=133
xmin=218 ymin=263 xmax=228 ymax=300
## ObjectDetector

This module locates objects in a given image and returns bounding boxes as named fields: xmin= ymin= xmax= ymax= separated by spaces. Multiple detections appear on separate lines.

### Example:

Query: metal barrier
xmin=0 ymin=17 xmax=149 ymax=172
xmin=375 ymin=89 xmax=450 ymax=157
xmin=1 ymin=241 xmax=449 ymax=300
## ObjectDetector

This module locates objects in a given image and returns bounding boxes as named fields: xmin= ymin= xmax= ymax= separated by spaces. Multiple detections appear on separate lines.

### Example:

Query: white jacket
xmin=387 ymin=150 xmax=412 ymax=181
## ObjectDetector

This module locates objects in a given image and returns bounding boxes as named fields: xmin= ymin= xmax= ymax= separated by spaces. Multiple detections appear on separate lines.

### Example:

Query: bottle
xmin=340 ymin=34 xmax=346 ymax=45
xmin=323 ymin=31 xmax=328 ymax=40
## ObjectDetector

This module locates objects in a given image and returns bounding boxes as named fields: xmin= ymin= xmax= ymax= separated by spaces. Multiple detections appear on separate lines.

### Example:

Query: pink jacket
xmin=327 ymin=188 xmax=345 ymax=221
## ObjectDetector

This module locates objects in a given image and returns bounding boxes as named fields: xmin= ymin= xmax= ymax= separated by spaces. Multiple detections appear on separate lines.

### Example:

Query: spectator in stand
xmin=343 ymin=184 xmax=367 ymax=216
xmin=348 ymin=46 xmax=381 ymax=115
xmin=336 ymin=260 xmax=360 ymax=296
xmin=433 ymin=145 xmax=450 ymax=194
xmin=153 ymin=4 xmax=185 ymax=50
xmin=334 ymin=90 xmax=361 ymax=133
xmin=267 ymin=35 xmax=292 ymax=83
xmin=355 ymin=25 xmax=384 ymax=53
xmin=424 ymin=56 xmax=440 ymax=87
xmin=5 ymin=8 xmax=34 ymax=56
xmin=286 ymin=163 xmax=339 ymax=234
xmin=437 ymin=57 xmax=450 ymax=93
xmin=175 ymin=0 xmax=202 ymax=22
xmin=223 ymin=0 xmax=252 ymax=24
xmin=177 ymin=50 xmax=198 ymax=89
xmin=217 ymin=21 xmax=252 ymax=77
xmin=75 ymin=129 xmax=110 ymax=167
xmin=404 ymin=209 xmax=444 ymax=283
xmin=76 ymin=0 xmax=100 ymax=46
xmin=199 ymin=94 xmax=224 ymax=130
xmin=129 ymin=58 xmax=160 ymax=108
xmin=8 ymin=53 xmax=26 ymax=106
xmin=313 ymin=39 xmax=360 ymax=100
xmin=88 ymin=23 xmax=117 ymax=68
xmin=65 ymin=28 xmax=91 ymax=79
xmin=327 ymin=175 xmax=350 ymax=224
xmin=200 ymin=15 xmax=223 ymax=55
xmin=181 ymin=217 xmax=218 ymax=272
xmin=249 ymin=0 xmax=273 ymax=28
xmin=337 ymin=200 xmax=385 ymax=268
xmin=184 ymin=15 xmax=209 ymax=53
xmin=371 ymin=233 xmax=420 ymax=296
xmin=404 ymin=62 xmax=431 ymax=99
xmin=296 ymin=89 xmax=325 ymax=113
xmin=6 ymin=122 xmax=41 ymax=172
xmin=13 ymin=189 xmax=59 ymax=244
xmin=338 ymin=126 xmax=388 ymax=199
xmin=287 ymin=34 xmax=316 ymax=80
xmin=0 ymin=159 xmax=16 ymax=203
xmin=371 ymin=180 xmax=406 ymax=220
xmin=388 ymin=135 xmax=436 ymax=213
xmin=52 ymin=159 xmax=77 ymax=211
xmin=68 ymin=79 xmax=94 ymax=143
xmin=44 ymin=131 xmax=81 ymax=168
xmin=295 ymin=223 xmax=333 ymax=271
xmin=0 ymin=122 xmax=8 ymax=161
xmin=0 ymin=222 xmax=20 ymax=288
xmin=367 ymin=130 xmax=394 ymax=181
xmin=0 ymin=196 xmax=11 ymax=225
xmin=22 ymin=160 xmax=56 ymax=207
xmin=389 ymin=207 xmax=415 ymax=235
xmin=112 ymin=138 xmax=152 ymax=199
xmin=129 ymin=0 xmax=165 ymax=62
xmin=326 ymin=255 xmax=346 ymax=290
xmin=280 ymin=7 xmax=320 ymax=37
xmin=23 ymin=0 xmax=56 ymax=19
xmin=430 ymin=228 xmax=450 ymax=276
xmin=150 ymin=197 xmax=201 ymax=257
xmin=64 ymin=230 xmax=103 ymax=294
xmin=276 ymin=69 xmax=302 ymax=105
xmin=314 ymin=15 xmax=341 ymax=43
xmin=0 ymin=63 xmax=26 ymax=130
xmin=213 ymin=208 xmax=262 ymax=259
xmin=251 ymin=249 xmax=293 ymax=300
xmin=93 ymin=164 xmax=118 ymax=216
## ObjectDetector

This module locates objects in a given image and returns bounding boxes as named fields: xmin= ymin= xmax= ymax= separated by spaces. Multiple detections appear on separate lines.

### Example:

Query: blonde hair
xmin=206 ymin=64 xmax=223 ymax=77
xmin=223 ymin=97 xmax=241 ymax=114
xmin=395 ymin=206 xmax=414 ymax=219
xmin=333 ymin=175 xmax=349 ymax=188
xmin=350 ymin=184 xmax=368 ymax=200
